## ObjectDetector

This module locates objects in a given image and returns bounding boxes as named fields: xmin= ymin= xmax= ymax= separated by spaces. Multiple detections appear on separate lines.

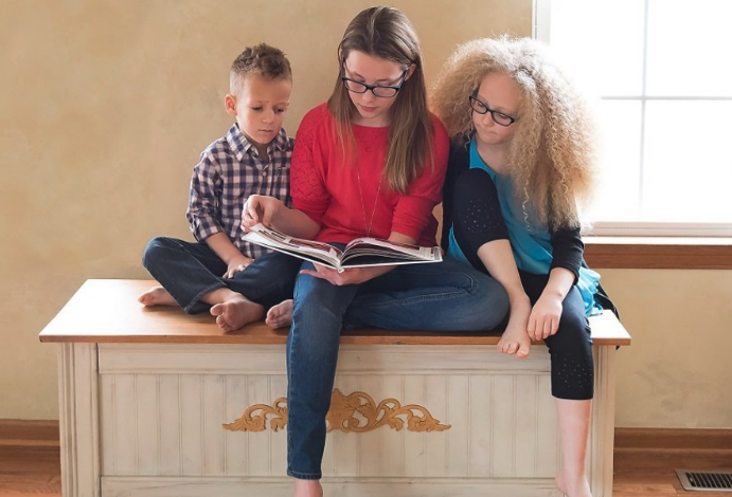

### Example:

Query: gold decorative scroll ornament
xmin=223 ymin=389 xmax=451 ymax=433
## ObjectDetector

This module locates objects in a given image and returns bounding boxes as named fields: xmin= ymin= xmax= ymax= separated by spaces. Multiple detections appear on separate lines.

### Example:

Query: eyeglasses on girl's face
xmin=469 ymin=92 xmax=517 ymax=127
xmin=341 ymin=68 xmax=409 ymax=98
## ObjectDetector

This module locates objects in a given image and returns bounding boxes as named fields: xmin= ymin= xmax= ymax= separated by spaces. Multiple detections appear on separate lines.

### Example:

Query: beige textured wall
xmin=600 ymin=269 xmax=732 ymax=428
xmin=1 ymin=0 xmax=729 ymax=430
xmin=0 ymin=0 xmax=530 ymax=419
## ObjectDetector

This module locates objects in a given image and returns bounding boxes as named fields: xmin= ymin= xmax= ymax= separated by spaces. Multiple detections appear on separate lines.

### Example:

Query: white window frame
xmin=533 ymin=0 xmax=732 ymax=237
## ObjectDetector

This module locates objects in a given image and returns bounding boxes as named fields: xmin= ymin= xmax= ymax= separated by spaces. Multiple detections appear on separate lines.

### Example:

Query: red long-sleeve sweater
xmin=291 ymin=104 xmax=449 ymax=247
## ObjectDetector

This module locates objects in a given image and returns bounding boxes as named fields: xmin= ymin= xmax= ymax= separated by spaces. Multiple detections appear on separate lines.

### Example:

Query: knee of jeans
xmin=472 ymin=278 xmax=510 ymax=331
xmin=142 ymin=236 xmax=172 ymax=268
xmin=291 ymin=299 xmax=343 ymax=349
xmin=292 ymin=300 xmax=343 ymax=333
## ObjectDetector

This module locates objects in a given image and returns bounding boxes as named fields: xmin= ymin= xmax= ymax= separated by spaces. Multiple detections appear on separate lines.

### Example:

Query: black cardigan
xmin=440 ymin=143 xmax=584 ymax=282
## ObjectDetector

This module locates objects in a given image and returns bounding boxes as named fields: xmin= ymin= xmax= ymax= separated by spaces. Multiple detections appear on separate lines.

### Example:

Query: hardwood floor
xmin=0 ymin=446 xmax=61 ymax=496
xmin=1 ymin=444 xmax=731 ymax=496
xmin=614 ymin=448 xmax=732 ymax=496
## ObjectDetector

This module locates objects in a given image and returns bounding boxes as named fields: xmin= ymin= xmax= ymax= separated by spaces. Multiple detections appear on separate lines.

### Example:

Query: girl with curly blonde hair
xmin=432 ymin=37 xmax=617 ymax=497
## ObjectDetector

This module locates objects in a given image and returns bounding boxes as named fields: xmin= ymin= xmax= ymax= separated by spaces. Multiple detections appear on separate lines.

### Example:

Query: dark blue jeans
xmin=142 ymin=236 xmax=301 ymax=313
xmin=285 ymin=255 xmax=509 ymax=479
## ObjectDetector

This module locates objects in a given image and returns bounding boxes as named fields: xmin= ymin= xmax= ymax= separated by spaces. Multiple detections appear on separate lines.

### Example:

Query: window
xmin=534 ymin=0 xmax=732 ymax=236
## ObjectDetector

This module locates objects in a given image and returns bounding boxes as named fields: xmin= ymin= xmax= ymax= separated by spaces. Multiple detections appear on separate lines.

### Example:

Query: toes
xmin=210 ymin=303 xmax=225 ymax=316
xmin=138 ymin=292 xmax=153 ymax=306
xmin=215 ymin=313 xmax=229 ymax=330
xmin=269 ymin=317 xmax=291 ymax=329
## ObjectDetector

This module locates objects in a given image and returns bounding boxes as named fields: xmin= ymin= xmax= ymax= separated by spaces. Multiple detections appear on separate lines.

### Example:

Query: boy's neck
xmin=254 ymin=144 xmax=270 ymax=163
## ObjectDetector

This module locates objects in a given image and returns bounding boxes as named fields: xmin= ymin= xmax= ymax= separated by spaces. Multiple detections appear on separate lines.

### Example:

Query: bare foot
xmin=294 ymin=479 xmax=323 ymax=497
xmin=266 ymin=299 xmax=293 ymax=329
xmin=210 ymin=294 xmax=264 ymax=332
xmin=138 ymin=286 xmax=177 ymax=307
xmin=556 ymin=468 xmax=592 ymax=497
xmin=497 ymin=323 xmax=531 ymax=359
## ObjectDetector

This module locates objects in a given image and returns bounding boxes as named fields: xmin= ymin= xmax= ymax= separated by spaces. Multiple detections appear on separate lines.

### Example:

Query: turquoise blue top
xmin=448 ymin=139 xmax=602 ymax=316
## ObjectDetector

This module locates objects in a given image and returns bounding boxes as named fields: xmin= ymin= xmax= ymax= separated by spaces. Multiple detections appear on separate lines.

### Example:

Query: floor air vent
xmin=676 ymin=469 xmax=732 ymax=492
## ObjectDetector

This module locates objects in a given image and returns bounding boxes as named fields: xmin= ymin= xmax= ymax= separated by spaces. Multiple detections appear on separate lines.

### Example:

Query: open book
xmin=242 ymin=223 xmax=442 ymax=273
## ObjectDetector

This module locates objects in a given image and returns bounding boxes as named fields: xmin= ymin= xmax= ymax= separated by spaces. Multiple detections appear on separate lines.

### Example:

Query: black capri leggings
xmin=450 ymin=168 xmax=594 ymax=400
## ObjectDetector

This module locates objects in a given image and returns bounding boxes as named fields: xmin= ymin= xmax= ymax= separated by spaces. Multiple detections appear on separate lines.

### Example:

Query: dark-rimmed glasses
xmin=469 ymin=93 xmax=517 ymax=127
xmin=341 ymin=69 xmax=409 ymax=98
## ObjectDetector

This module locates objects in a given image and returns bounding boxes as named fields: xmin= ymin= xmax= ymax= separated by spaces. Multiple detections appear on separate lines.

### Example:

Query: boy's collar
xmin=227 ymin=123 xmax=289 ymax=158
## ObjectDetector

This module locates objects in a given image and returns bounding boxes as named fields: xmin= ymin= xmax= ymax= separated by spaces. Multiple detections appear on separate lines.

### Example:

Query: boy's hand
xmin=224 ymin=255 xmax=253 ymax=278
xmin=242 ymin=195 xmax=282 ymax=229
xmin=527 ymin=293 xmax=563 ymax=341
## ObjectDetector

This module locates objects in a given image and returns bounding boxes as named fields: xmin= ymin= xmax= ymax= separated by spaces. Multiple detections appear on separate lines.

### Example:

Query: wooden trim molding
xmin=584 ymin=237 xmax=732 ymax=270
xmin=0 ymin=419 xmax=59 ymax=447
xmin=615 ymin=428 xmax=732 ymax=451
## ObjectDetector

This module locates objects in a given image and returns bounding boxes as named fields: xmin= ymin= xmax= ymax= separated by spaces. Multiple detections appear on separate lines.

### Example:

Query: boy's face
xmin=225 ymin=74 xmax=292 ymax=148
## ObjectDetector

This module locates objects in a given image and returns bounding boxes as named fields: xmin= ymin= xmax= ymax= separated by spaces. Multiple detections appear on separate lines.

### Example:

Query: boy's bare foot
xmin=294 ymin=479 xmax=323 ymax=497
xmin=497 ymin=324 xmax=531 ymax=359
xmin=138 ymin=286 xmax=177 ymax=307
xmin=266 ymin=299 xmax=293 ymax=329
xmin=556 ymin=468 xmax=592 ymax=497
xmin=210 ymin=294 xmax=264 ymax=332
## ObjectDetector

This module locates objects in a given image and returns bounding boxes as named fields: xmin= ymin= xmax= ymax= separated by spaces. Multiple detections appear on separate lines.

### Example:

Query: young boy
xmin=139 ymin=43 xmax=300 ymax=332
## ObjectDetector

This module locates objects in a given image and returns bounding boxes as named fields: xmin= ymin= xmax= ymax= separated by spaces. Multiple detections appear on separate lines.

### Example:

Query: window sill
xmin=583 ymin=236 xmax=732 ymax=269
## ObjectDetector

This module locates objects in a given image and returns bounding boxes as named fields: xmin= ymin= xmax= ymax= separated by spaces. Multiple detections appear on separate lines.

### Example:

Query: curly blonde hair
xmin=431 ymin=37 xmax=598 ymax=229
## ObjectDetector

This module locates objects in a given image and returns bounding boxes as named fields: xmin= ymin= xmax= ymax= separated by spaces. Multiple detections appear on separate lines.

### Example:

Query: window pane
xmin=589 ymin=100 xmax=642 ymax=222
xmin=549 ymin=0 xmax=644 ymax=97
xmin=643 ymin=101 xmax=732 ymax=222
xmin=646 ymin=0 xmax=732 ymax=96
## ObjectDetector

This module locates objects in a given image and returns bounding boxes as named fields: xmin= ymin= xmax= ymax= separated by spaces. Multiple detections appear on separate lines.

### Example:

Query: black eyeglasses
xmin=341 ymin=69 xmax=409 ymax=98
xmin=469 ymin=93 xmax=517 ymax=127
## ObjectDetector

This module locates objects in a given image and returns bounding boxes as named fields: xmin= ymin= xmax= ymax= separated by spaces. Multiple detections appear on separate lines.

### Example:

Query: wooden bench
xmin=40 ymin=279 xmax=631 ymax=497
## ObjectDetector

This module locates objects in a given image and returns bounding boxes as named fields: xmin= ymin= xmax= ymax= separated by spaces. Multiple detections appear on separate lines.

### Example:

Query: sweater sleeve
xmin=391 ymin=117 xmax=450 ymax=241
xmin=290 ymin=107 xmax=330 ymax=226
xmin=440 ymin=142 xmax=470 ymax=251
xmin=550 ymin=226 xmax=584 ymax=283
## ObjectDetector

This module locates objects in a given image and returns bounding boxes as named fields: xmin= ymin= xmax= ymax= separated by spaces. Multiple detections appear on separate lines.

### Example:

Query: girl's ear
xmin=224 ymin=94 xmax=238 ymax=117
xmin=405 ymin=63 xmax=417 ymax=80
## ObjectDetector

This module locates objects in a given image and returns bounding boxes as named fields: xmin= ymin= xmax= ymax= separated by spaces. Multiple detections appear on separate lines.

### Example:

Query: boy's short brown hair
xmin=230 ymin=43 xmax=292 ymax=95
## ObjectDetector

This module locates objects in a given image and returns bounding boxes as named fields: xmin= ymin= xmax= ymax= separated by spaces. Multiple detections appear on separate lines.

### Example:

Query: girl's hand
xmin=527 ymin=293 xmax=563 ymax=341
xmin=224 ymin=255 xmax=253 ymax=278
xmin=242 ymin=195 xmax=282 ymax=229
xmin=300 ymin=264 xmax=386 ymax=286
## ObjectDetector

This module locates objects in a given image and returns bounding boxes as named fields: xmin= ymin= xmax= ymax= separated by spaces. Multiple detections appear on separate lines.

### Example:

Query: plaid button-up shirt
xmin=186 ymin=124 xmax=293 ymax=259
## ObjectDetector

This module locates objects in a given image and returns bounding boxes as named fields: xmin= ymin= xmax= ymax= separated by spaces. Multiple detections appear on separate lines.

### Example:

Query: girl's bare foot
xmin=266 ymin=299 xmax=293 ymax=329
xmin=497 ymin=323 xmax=531 ymax=358
xmin=556 ymin=467 xmax=592 ymax=497
xmin=138 ymin=286 xmax=177 ymax=307
xmin=210 ymin=294 xmax=264 ymax=332
xmin=294 ymin=479 xmax=323 ymax=497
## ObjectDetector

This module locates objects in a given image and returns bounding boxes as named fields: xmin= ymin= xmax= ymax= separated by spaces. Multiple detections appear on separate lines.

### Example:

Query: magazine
xmin=242 ymin=223 xmax=443 ymax=273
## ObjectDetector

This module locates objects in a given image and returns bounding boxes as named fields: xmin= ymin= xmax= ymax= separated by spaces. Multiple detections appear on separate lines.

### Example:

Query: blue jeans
xmin=285 ymin=255 xmax=509 ymax=479
xmin=142 ymin=236 xmax=301 ymax=313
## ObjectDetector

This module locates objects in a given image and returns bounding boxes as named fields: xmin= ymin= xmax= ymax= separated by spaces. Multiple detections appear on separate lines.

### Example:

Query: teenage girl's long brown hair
xmin=327 ymin=6 xmax=433 ymax=194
